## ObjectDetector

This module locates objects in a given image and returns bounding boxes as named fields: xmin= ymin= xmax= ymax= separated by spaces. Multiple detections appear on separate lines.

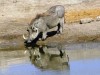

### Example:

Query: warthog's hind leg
xmin=59 ymin=17 xmax=64 ymax=34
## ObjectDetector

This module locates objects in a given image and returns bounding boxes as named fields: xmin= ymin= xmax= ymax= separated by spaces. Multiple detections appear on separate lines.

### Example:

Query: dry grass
xmin=13 ymin=8 xmax=100 ymax=24
xmin=65 ymin=8 xmax=100 ymax=23
xmin=1 ymin=7 xmax=100 ymax=27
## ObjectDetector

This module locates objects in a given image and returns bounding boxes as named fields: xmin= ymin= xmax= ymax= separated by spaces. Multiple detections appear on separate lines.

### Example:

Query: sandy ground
xmin=0 ymin=0 xmax=100 ymax=50
xmin=0 ymin=21 xmax=100 ymax=50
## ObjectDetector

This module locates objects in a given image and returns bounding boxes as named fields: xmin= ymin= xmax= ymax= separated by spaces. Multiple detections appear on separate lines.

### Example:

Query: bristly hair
xmin=29 ymin=13 xmax=50 ymax=25
xmin=29 ymin=14 xmax=45 ymax=25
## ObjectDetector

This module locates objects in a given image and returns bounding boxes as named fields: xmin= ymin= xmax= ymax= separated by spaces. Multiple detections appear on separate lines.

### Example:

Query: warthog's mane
xmin=30 ymin=13 xmax=50 ymax=25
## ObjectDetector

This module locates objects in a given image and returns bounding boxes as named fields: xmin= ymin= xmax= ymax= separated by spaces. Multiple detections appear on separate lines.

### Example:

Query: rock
xmin=80 ymin=18 xmax=94 ymax=24
xmin=96 ymin=16 xmax=100 ymax=21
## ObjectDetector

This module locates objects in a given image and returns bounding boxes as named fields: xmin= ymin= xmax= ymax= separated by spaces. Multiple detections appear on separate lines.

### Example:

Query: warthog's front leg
xmin=42 ymin=31 xmax=47 ymax=40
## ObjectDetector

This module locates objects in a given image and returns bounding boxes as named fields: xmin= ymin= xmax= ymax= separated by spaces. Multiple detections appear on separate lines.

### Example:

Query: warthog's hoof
xmin=57 ymin=31 xmax=60 ymax=34
xmin=39 ymin=38 xmax=42 ymax=41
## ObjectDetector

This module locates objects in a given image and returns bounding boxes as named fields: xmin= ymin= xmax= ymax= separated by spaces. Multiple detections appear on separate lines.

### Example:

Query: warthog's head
xmin=23 ymin=27 xmax=38 ymax=43
xmin=23 ymin=20 xmax=39 ymax=43
xmin=23 ymin=14 xmax=45 ymax=43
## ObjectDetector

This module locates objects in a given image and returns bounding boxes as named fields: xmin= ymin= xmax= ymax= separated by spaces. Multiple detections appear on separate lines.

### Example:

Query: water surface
xmin=0 ymin=42 xmax=100 ymax=75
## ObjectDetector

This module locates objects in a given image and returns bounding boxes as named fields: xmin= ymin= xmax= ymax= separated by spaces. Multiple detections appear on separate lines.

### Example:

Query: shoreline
xmin=0 ymin=21 xmax=100 ymax=50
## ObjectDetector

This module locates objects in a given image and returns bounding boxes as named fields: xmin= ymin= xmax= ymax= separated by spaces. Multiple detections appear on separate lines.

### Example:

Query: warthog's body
xmin=23 ymin=5 xmax=65 ymax=43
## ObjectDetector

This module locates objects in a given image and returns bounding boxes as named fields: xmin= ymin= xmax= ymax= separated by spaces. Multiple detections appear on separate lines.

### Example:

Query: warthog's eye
xmin=31 ymin=27 xmax=32 ymax=29
xmin=31 ymin=27 xmax=36 ymax=32
xmin=32 ymin=27 xmax=34 ymax=30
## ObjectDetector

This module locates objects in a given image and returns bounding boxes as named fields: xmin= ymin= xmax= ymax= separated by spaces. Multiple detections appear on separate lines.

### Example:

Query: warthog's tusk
xmin=23 ymin=34 xmax=27 ymax=40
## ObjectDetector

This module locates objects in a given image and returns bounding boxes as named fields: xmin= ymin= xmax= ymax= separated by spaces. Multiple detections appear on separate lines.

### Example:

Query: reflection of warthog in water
xmin=28 ymin=45 xmax=69 ymax=70
xmin=23 ymin=5 xmax=65 ymax=43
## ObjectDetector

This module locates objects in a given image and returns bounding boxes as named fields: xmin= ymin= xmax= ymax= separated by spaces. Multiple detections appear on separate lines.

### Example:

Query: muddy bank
xmin=0 ymin=21 xmax=100 ymax=50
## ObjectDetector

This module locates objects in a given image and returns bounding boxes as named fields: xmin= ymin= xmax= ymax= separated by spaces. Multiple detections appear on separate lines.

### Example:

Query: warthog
xmin=23 ymin=5 xmax=65 ymax=43
xmin=29 ymin=45 xmax=69 ymax=70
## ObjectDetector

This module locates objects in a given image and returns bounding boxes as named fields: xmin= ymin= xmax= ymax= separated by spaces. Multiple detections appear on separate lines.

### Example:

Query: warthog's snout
xmin=23 ymin=28 xmax=39 ymax=43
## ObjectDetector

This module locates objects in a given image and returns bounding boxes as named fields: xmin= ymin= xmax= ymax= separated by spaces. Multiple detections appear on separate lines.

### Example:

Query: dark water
xmin=0 ymin=42 xmax=100 ymax=75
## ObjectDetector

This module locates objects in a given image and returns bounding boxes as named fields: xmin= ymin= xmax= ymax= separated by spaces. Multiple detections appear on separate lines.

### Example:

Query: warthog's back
xmin=47 ymin=5 xmax=65 ymax=18
xmin=41 ymin=5 xmax=65 ymax=28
